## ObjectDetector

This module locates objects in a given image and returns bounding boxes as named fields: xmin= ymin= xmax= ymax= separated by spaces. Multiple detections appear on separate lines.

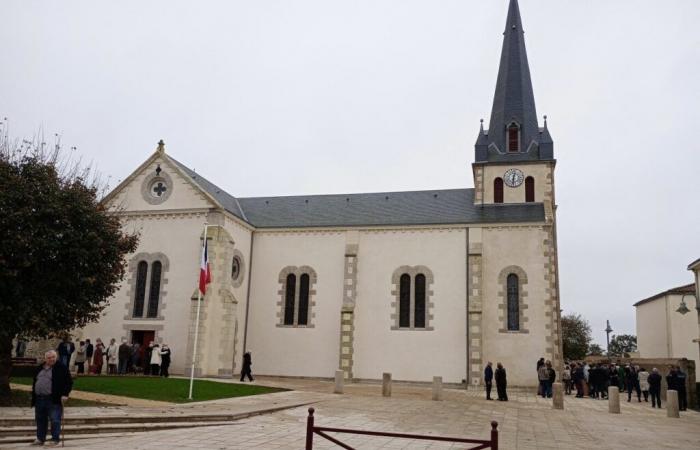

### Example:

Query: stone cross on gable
xmin=153 ymin=182 xmax=167 ymax=197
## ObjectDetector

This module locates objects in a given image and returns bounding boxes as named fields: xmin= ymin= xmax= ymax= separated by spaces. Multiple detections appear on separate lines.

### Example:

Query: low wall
xmin=584 ymin=356 xmax=696 ymax=409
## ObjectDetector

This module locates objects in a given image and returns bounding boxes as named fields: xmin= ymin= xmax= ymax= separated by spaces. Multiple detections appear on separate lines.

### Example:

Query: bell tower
xmin=473 ymin=0 xmax=555 ymax=208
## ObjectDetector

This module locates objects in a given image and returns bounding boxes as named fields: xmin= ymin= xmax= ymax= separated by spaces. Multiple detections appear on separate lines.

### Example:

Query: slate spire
xmin=476 ymin=0 xmax=551 ymax=161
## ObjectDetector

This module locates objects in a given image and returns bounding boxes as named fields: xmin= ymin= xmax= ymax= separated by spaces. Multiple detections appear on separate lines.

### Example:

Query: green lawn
xmin=6 ymin=390 xmax=117 ymax=407
xmin=11 ymin=376 xmax=285 ymax=403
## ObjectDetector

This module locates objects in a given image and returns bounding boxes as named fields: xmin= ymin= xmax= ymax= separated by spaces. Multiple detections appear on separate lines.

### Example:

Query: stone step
xmin=0 ymin=420 xmax=236 ymax=439
xmin=0 ymin=431 xmax=140 ymax=446
xmin=0 ymin=413 xmax=250 ymax=427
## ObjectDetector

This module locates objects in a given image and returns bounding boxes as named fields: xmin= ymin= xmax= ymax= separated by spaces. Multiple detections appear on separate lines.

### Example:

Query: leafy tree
xmin=587 ymin=343 xmax=604 ymax=356
xmin=561 ymin=313 xmax=592 ymax=361
xmin=0 ymin=129 xmax=138 ymax=405
xmin=608 ymin=334 xmax=637 ymax=357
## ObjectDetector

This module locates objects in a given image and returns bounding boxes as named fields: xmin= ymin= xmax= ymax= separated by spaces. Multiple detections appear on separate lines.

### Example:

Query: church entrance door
xmin=131 ymin=330 xmax=155 ymax=372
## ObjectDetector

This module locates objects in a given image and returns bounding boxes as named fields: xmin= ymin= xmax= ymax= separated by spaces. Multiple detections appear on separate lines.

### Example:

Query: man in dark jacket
xmin=546 ymin=362 xmax=556 ymax=398
xmin=648 ymin=368 xmax=662 ymax=408
xmin=31 ymin=350 xmax=72 ymax=446
xmin=118 ymin=339 xmax=131 ymax=375
xmin=495 ymin=362 xmax=508 ymax=401
xmin=240 ymin=351 xmax=254 ymax=382
xmin=675 ymin=366 xmax=688 ymax=411
xmin=484 ymin=362 xmax=494 ymax=400
xmin=56 ymin=337 xmax=75 ymax=367
xmin=85 ymin=339 xmax=94 ymax=373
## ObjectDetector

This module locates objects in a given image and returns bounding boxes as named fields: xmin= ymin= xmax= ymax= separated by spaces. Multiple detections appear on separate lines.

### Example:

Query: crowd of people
xmin=482 ymin=357 xmax=690 ymax=411
xmin=56 ymin=336 xmax=172 ymax=377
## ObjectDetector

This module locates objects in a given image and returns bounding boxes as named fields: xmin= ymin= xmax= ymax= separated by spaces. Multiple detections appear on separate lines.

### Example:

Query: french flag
xmin=199 ymin=238 xmax=212 ymax=295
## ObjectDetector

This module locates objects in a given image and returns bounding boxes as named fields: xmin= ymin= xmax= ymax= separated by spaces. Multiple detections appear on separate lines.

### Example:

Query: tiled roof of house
xmin=633 ymin=283 xmax=696 ymax=307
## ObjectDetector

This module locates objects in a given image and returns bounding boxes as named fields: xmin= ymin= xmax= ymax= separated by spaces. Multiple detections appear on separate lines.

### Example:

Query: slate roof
xmin=633 ymin=283 xmax=696 ymax=307
xmin=170 ymin=157 xmax=545 ymax=229
xmin=475 ymin=0 xmax=553 ymax=163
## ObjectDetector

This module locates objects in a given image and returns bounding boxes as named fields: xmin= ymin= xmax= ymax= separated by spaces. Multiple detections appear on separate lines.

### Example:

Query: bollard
xmin=667 ymin=390 xmax=680 ymax=418
xmin=334 ymin=370 xmax=344 ymax=394
xmin=608 ymin=386 xmax=620 ymax=414
xmin=552 ymin=382 xmax=564 ymax=409
xmin=432 ymin=376 xmax=443 ymax=401
xmin=382 ymin=372 xmax=392 ymax=397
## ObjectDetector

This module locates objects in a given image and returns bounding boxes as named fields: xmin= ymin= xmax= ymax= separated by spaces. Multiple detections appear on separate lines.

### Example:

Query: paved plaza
xmin=3 ymin=377 xmax=700 ymax=449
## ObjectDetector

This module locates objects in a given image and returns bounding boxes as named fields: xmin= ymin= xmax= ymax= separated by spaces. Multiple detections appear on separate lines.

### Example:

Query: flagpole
xmin=188 ymin=223 xmax=207 ymax=400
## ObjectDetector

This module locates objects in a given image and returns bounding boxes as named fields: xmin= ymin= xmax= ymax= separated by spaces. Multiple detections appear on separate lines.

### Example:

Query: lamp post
xmin=605 ymin=320 xmax=613 ymax=355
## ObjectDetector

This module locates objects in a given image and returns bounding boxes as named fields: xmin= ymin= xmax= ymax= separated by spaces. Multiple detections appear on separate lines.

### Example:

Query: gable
xmin=106 ymin=155 xmax=217 ymax=213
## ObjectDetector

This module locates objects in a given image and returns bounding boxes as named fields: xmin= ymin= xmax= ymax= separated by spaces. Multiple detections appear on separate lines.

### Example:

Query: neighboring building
xmin=635 ymin=283 xmax=699 ymax=367
xmin=78 ymin=0 xmax=562 ymax=386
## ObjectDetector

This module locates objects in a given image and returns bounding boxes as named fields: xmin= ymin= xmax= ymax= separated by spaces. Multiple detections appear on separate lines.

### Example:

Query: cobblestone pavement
xmin=4 ymin=378 xmax=700 ymax=450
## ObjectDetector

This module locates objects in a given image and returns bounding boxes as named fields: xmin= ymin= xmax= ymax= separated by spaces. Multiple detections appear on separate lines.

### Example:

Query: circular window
xmin=141 ymin=170 xmax=173 ymax=205
xmin=231 ymin=256 xmax=241 ymax=281
xmin=150 ymin=180 xmax=168 ymax=198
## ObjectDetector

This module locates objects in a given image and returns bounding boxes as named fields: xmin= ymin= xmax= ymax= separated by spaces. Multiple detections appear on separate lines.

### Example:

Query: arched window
xmin=507 ymin=123 xmax=519 ymax=152
xmin=525 ymin=176 xmax=535 ymax=202
xmin=284 ymin=273 xmax=296 ymax=326
xmin=414 ymin=274 xmax=426 ymax=328
xmin=399 ymin=274 xmax=411 ymax=328
xmin=133 ymin=261 xmax=148 ymax=317
xmin=494 ymin=177 xmax=504 ymax=203
xmin=146 ymin=261 xmax=162 ymax=318
xmin=507 ymin=274 xmax=519 ymax=331
xmin=298 ymin=273 xmax=310 ymax=326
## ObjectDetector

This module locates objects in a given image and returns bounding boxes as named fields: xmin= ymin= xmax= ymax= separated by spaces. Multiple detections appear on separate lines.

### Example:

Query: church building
xmin=82 ymin=0 xmax=562 ymax=387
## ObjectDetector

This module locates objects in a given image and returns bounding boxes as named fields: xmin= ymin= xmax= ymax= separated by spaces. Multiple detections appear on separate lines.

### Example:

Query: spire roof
xmin=476 ymin=0 xmax=552 ymax=162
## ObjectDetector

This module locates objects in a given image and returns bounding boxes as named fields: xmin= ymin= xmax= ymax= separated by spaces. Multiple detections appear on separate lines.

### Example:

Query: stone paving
xmin=3 ymin=378 xmax=700 ymax=449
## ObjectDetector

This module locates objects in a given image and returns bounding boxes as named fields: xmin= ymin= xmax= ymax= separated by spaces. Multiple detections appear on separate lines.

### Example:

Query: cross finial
xmin=157 ymin=139 xmax=165 ymax=154
xmin=479 ymin=118 xmax=484 ymax=132
xmin=543 ymin=115 xmax=548 ymax=128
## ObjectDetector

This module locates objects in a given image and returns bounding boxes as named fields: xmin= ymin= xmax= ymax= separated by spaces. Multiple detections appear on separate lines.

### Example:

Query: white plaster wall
xmin=353 ymin=228 xmax=467 ymax=383
xmin=667 ymin=294 xmax=700 ymax=366
xmin=109 ymin=156 xmax=212 ymax=212
xmin=636 ymin=298 xmax=669 ymax=359
xmin=81 ymin=212 xmax=207 ymax=374
xmin=481 ymin=163 xmax=552 ymax=204
xmin=246 ymin=231 xmax=346 ymax=377
xmin=480 ymin=225 xmax=548 ymax=386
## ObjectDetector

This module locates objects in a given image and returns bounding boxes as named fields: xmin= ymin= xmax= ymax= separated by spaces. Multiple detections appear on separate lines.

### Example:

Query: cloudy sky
xmin=3 ymin=0 xmax=699 ymax=345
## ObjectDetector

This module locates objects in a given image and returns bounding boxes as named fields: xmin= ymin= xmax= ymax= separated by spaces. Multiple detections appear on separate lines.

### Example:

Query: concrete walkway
xmin=4 ymin=378 xmax=700 ymax=449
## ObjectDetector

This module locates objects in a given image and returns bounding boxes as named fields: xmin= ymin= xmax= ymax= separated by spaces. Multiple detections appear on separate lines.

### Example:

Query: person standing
xmin=56 ymin=337 xmax=75 ymax=367
xmin=130 ymin=342 xmax=141 ymax=374
xmin=495 ymin=362 xmax=508 ymax=401
xmin=536 ymin=358 xmax=545 ymax=395
xmin=563 ymin=364 xmax=572 ymax=395
xmin=240 ymin=351 xmax=254 ymax=382
xmin=626 ymin=365 xmax=641 ymax=402
xmin=74 ymin=341 xmax=86 ymax=375
xmin=538 ymin=361 xmax=549 ymax=398
xmin=144 ymin=342 xmax=154 ymax=376
xmin=638 ymin=367 xmax=650 ymax=402
xmin=160 ymin=344 xmax=171 ymax=378
xmin=106 ymin=338 xmax=118 ymax=375
xmin=545 ymin=361 xmax=555 ymax=398
xmin=648 ymin=368 xmax=662 ymax=408
xmin=484 ymin=362 xmax=494 ymax=400
xmin=92 ymin=339 xmax=105 ymax=375
xmin=15 ymin=338 xmax=27 ymax=357
xmin=149 ymin=343 xmax=161 ymax=376
xmin=676 ymin=366 xmax=688 ymax=411
xmin=118 ymin=339 xmax=130 ymax=375
xmin=85 ymin=339 xmax=94 ymax=374
xmin=618 ymin=364 xmax=626 ymax=392
xmin=30 ymin=350 xmax=72 ymax=447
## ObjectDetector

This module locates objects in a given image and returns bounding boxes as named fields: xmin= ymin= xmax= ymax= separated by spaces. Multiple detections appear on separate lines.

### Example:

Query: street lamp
xmin=676 ymin=293 xmax=695 ymax=315
xmin=605 ymin=320 xmax=613 ymax=354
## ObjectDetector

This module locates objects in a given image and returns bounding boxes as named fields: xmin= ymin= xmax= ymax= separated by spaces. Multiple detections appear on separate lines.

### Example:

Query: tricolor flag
xmin=199 ymin=238 xmax=212 ymax=294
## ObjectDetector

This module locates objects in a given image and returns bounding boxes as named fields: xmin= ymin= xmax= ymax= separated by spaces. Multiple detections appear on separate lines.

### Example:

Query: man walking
xmin=484 ymin=362 xmax=494 ymax=400
xmin=31 ymin=350 xmax=72 ymax=447
xmin=240 ymin=351 xmax=254 ymax=382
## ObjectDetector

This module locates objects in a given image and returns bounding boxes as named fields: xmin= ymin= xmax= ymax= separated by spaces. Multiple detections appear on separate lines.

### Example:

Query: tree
xmin=608 ymin=334 xmax=637 ymax=357
xmin=561 ymin=313 xmax=592 ymax=361
xmin=587 ymin=343 xmax=604 ymax=356
xmin=0 ymin=129 xmax=138 ymax=405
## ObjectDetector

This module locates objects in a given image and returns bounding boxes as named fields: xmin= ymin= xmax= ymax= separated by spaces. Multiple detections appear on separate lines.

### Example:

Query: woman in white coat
xmin=637 ymin=366 xmax=650 ymax=402
xmin=149 ymin=343 xmax=161 ymax=376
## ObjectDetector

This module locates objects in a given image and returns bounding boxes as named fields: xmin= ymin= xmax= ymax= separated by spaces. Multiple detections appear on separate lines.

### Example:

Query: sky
xmin=2 ymin=0 xmax=699 ymax=345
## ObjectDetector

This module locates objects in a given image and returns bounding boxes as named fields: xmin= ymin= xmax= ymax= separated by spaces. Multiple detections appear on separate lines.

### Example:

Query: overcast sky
xmin=3 ymin=0 xmax=699 ymax=345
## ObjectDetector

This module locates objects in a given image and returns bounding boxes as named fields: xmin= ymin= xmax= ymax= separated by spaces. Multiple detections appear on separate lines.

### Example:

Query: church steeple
xmin=475 ymin=0 xmax=553 ymax=162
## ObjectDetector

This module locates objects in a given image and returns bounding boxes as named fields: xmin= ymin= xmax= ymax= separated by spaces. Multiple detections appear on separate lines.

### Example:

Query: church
xmin=81 ymin=0 xmax=562 ymax=387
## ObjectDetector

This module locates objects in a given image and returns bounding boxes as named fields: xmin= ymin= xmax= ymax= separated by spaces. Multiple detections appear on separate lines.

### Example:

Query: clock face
xmin=504 ymin=168 xmax=524 ymax=188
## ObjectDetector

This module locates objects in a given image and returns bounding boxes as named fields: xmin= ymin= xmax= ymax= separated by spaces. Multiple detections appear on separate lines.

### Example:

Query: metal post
xmin=306 ymin=407 xmax=315 ymax=450
xmin=188 ymin=224 xmax=208 ymax=400
xmin=605 ymin=320 xmax=613 ymax=355
xmin=490 ymin=421 xmax=498 ymax=450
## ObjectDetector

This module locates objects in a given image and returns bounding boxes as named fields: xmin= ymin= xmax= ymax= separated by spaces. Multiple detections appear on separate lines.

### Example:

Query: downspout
xmin=242 ymin=231 xmax=255 ymax=354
